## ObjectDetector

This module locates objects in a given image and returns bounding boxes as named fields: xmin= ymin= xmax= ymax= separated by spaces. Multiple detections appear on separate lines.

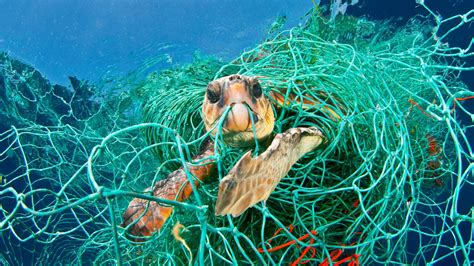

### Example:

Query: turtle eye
xmin=252 ymin=82 xmax=262 ymax=98
xmin=207 ymin=88 xmax=220 ymax=103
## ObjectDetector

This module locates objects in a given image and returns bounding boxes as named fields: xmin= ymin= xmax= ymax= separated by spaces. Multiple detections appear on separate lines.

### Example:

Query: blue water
xmin=1 ymin=0 xmax=471 ymax=86
xmin=0 ymin=0 xmax=472 ymax=264
xmin=0 ymin=0 xmax=312 ymax=84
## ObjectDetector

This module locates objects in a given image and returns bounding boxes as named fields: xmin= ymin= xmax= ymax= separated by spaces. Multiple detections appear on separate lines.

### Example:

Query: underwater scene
xmin=0 ymin=0 xmax=473 ymax=265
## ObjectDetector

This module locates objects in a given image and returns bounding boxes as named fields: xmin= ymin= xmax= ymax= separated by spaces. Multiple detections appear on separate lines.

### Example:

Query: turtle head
xmin=202 ymin=75 xmax=275 ymax=147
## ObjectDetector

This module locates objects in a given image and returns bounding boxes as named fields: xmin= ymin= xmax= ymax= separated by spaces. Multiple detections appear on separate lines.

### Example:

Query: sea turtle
xmin=122 ymin=74 xmax=341 ymax=237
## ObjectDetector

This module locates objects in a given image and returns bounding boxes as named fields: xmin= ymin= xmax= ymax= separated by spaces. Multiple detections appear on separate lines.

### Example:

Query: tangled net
xmin=1 ymin=4 xmax=473 ymax=265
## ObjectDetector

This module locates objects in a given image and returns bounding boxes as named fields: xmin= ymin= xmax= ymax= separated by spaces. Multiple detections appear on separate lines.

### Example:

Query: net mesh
xmin=1 ymin=3 xmax=473 ymax=265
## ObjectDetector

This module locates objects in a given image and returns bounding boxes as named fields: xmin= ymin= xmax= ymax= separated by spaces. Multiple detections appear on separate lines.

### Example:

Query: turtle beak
xmin=222 ymin=79 xmax=259 ymax=132
xmin=225 ymin=103 xmax=259 ymax=132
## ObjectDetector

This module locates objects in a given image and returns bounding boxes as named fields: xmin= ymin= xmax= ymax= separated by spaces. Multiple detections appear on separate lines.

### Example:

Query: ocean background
xmin=0 ymin=0 xmax=472 ymax=264
xmin=0 ymin=0 xmax=472 ymax=87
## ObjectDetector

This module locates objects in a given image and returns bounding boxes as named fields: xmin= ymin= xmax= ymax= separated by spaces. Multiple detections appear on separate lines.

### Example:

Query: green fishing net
xmin=1 ymin=4 xmax=473 ymax=265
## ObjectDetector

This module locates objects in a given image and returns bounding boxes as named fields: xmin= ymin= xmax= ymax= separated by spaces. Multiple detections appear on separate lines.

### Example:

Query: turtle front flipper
xmin=215 ymin=127 xmax=324 ymax=217
xmin=122 ymin=140 xmax=215 ymax=239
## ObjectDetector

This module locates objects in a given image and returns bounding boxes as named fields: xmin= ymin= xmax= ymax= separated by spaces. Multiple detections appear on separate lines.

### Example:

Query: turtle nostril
xmin=229 ymin=75 xmax=241 ymax=81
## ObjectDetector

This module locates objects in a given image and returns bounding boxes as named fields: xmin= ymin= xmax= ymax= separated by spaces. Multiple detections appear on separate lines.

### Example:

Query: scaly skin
xmin=121 ymin=141 xmax=215 ymax=238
